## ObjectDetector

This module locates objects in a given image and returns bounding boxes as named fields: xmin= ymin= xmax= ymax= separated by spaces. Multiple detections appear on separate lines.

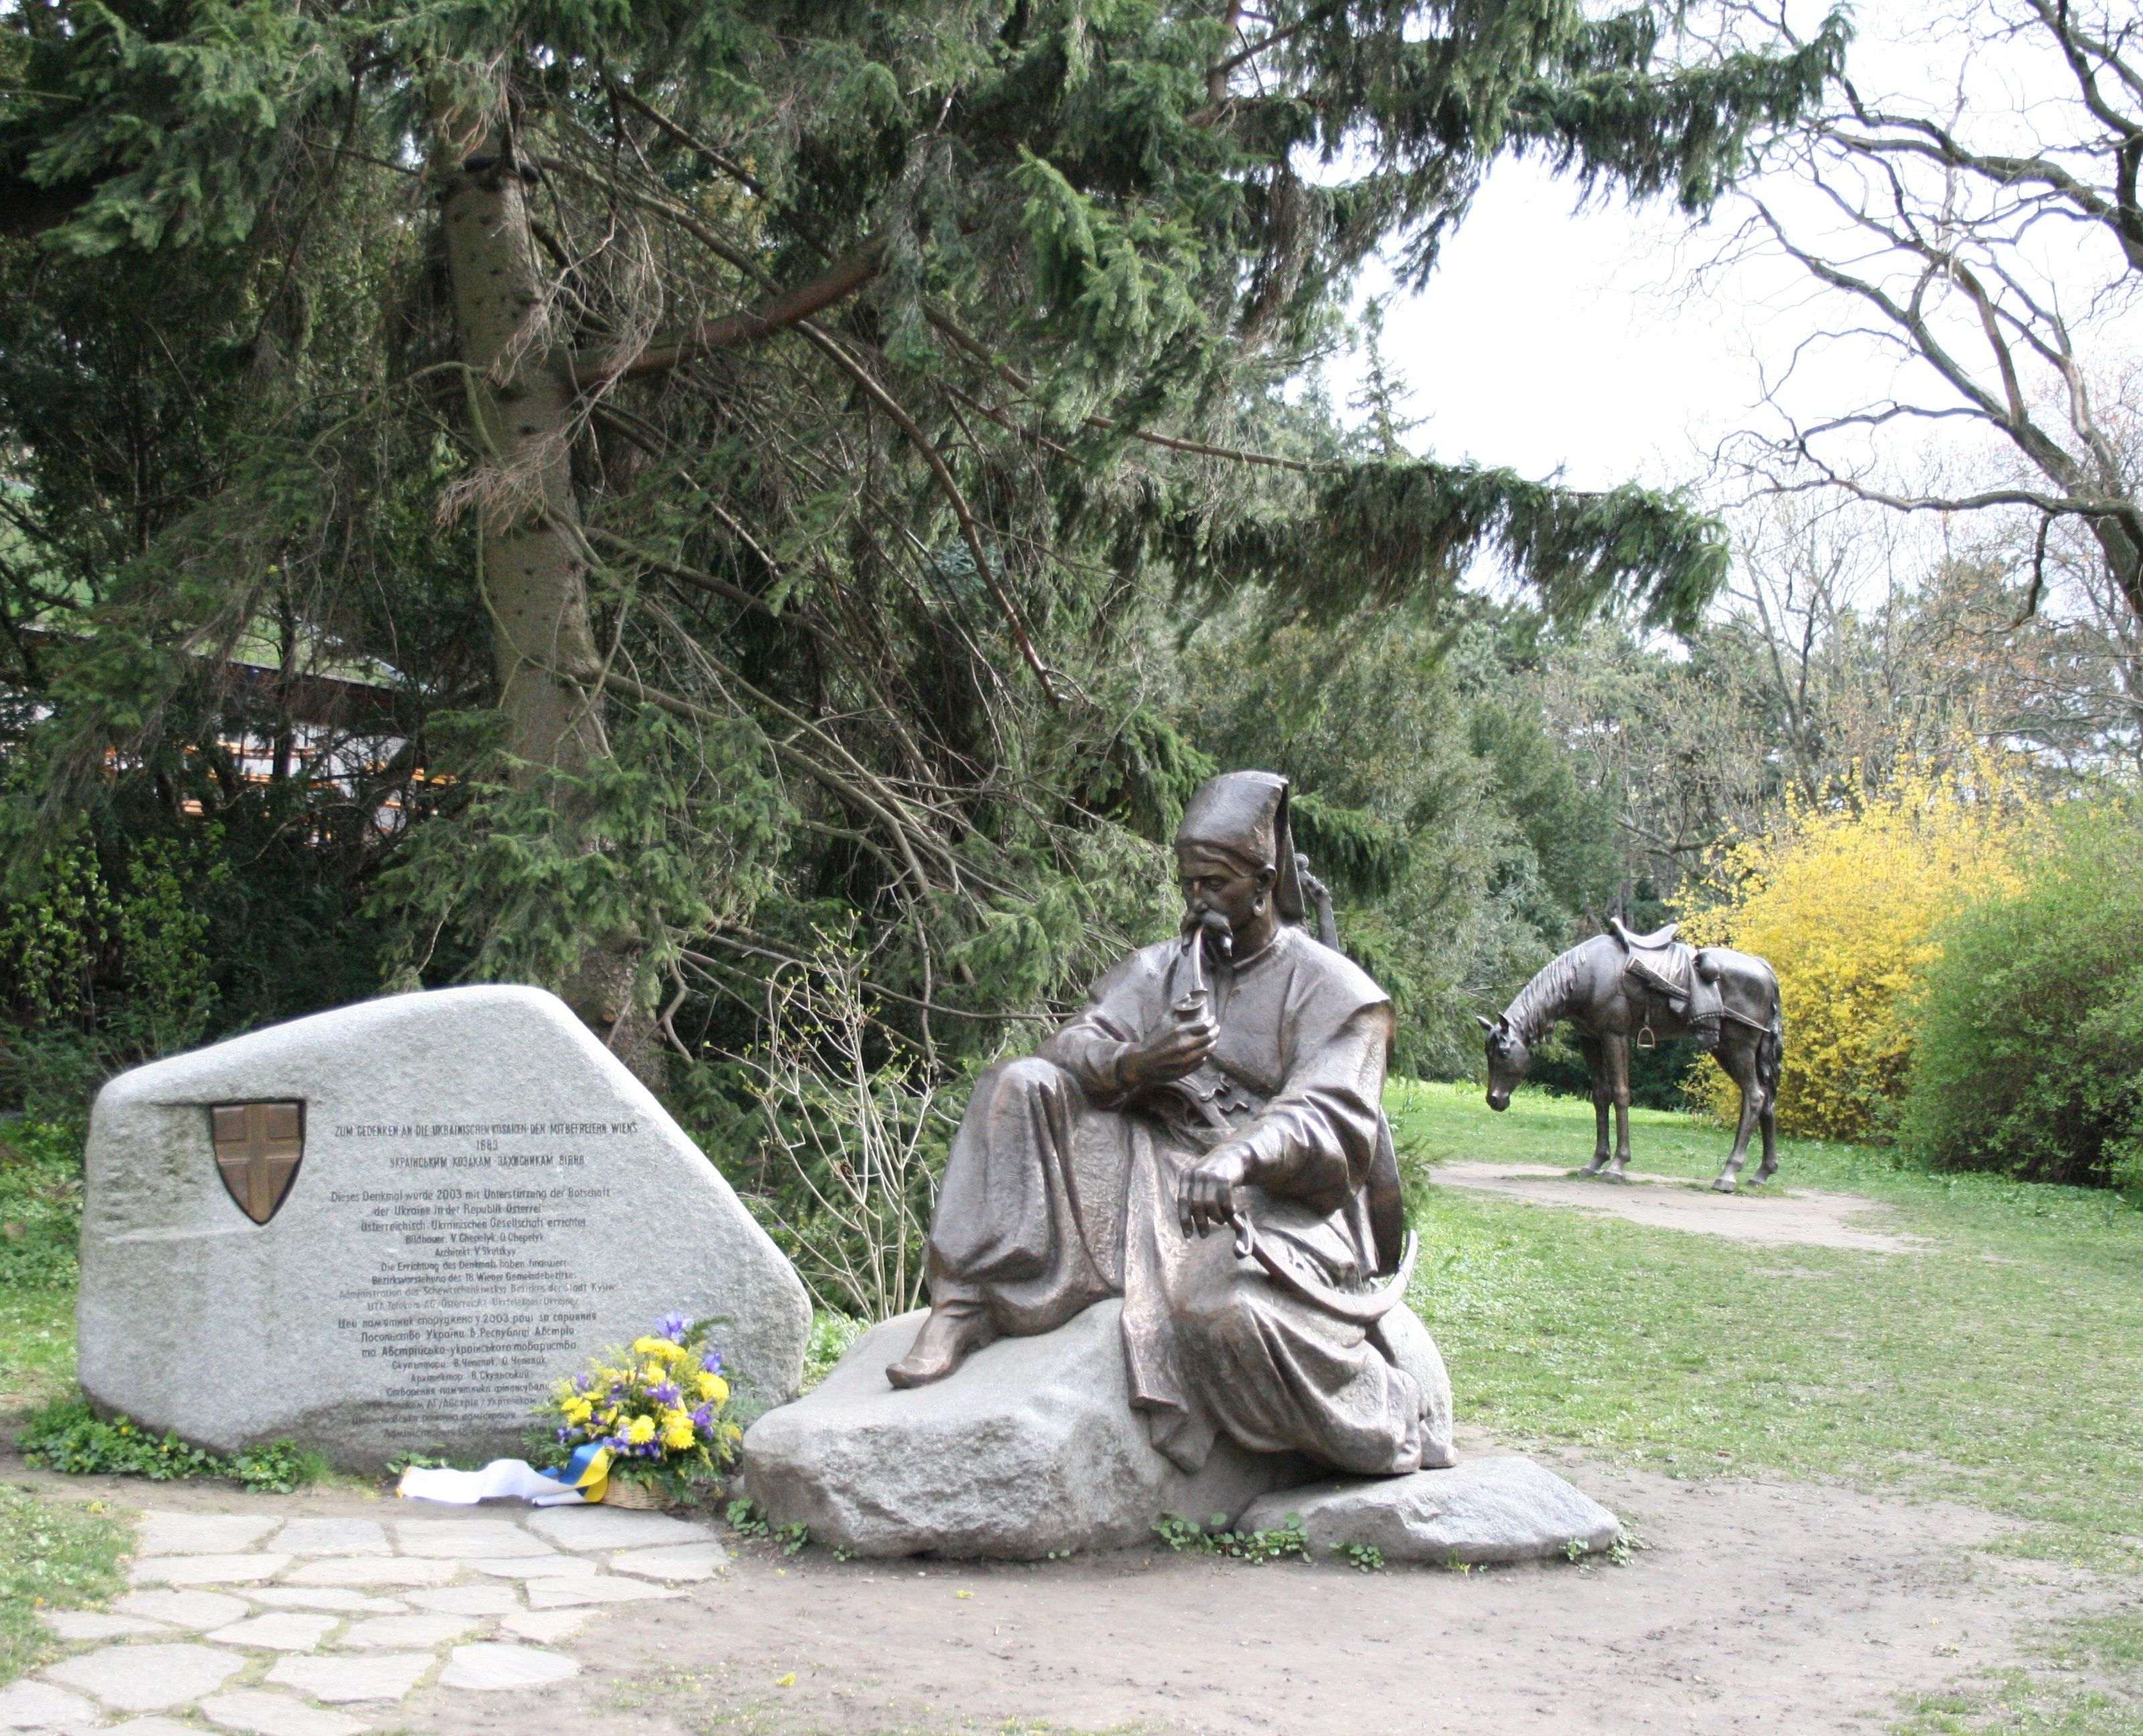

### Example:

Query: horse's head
xmin=1475 ymin=1013 xmax=1530 ymax=1111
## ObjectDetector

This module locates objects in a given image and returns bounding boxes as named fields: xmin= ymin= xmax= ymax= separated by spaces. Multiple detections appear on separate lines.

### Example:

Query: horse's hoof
xmin=1605 ymin=1167 xmax=1631 ymax=1184
xmin=1580 ymin=1160 xmax=1608 ymax=1177
xmin=1710 ymin=1176 xmax=1738 ymax=1195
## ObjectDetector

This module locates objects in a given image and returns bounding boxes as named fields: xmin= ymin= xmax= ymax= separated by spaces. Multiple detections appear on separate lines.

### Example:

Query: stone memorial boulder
xmin=79 ymin=985 xmax=810 ymax=1467
xmin=1236 ymin=1456 xmax=1621 ymax=1564
xmin=743 ymin=1301 xmax=1309 ymax=1559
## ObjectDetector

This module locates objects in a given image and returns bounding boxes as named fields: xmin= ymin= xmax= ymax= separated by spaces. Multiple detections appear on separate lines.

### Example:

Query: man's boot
xmin=885 ymin=1297 xmax=999 ymax=1388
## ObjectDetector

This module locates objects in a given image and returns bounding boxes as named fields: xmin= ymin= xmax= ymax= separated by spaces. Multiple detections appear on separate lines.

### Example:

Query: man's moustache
xmin=1182 ymin=908 xmax=1234 ymax=959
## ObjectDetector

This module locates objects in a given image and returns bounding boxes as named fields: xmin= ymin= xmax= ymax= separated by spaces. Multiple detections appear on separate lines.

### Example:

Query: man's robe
xmin=927 ymin=922 xmax=1451 ymax=1475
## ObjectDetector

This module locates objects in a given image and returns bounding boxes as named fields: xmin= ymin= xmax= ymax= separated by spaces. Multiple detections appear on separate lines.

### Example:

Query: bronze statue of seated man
xmin=888 ymin=770 xmax=1453 ymax=1478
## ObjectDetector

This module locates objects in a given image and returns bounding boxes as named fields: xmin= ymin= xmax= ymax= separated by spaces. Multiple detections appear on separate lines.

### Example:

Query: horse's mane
xmin=1504 ymin=942 xmax=1591 ymax=1045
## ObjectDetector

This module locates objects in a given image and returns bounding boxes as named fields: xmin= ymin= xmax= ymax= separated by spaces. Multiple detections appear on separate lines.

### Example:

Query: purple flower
xmin=655 ymin=1312 xmax=689 ymax=1342
xmin=572 ymin=1373 xmax=591 ymax=1394
xmin=649 ymin=1381 xmax=681 ymax=1406
xmin=690 ymin=1404 xmax=714 ymax=1436
xmin=556 ymin=1427 xmax=572 ymax=1443
xmin=699 ymin=1350 xmax=723 ymax=1375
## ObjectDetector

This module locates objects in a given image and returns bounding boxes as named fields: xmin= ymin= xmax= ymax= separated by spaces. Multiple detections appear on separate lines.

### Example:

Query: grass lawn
xmin=0 ymin=1288 xmax=76 ymax=1417
xmin=0 ymin=1121 xmax=123 ymax=1686
xmin=1392 ymin=1079 xmax=2143 ymax=1731
xmin=0 ymin=1482 xmax=127 ymax=1686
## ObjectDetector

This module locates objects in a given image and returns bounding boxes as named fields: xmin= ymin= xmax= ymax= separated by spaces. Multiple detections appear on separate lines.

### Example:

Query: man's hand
xmin=1118 ymin=1011 xmax=1217 ymax=1092
xmin=1178 ymin=1144 xmax=1251 ymax=1239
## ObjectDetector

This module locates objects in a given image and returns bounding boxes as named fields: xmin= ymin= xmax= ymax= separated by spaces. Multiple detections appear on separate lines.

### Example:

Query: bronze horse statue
xmin=1475 ymin=919 xmax=1784 ymax=1192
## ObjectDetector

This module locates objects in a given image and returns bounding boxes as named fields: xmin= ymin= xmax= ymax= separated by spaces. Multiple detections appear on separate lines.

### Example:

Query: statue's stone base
xmin=742 ymin=1302 xmax=1309 ymax=1560
xmin=1238 ymin=1458 xmax=1621 ymax=1564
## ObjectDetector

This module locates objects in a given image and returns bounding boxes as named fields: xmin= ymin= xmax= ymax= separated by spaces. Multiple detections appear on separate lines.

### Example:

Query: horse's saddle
xmin=1608 ymin=918 xmax=1725 ymax=1048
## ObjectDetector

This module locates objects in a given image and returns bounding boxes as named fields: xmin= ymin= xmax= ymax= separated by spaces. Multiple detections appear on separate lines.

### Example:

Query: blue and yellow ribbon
xmin=538 ymin=1442 xmax=613 ymax=1503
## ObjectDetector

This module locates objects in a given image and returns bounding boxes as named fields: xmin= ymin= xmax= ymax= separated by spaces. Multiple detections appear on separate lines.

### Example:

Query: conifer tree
xmin=0 ymin=0 xmax=1848 ymax=1065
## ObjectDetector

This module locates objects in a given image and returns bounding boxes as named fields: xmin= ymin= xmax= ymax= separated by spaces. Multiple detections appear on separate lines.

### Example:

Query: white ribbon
xmin=395 ymin=1458 xmax=592 ymax=1506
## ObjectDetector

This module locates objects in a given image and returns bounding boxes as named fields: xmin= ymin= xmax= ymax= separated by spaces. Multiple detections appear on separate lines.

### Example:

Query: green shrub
xmin=802 ymin=1311 xmax=865 ymax=1391
xmin=0 ymin=834 xmax=225 ymax=1119
xmin=0 ymin=1121 xmax=83 ymax=1292
xmin=1151 ymin=1510 xmax=1309 ymax=1562
xmin=17 ymin=1399 xmax=325 ymax=1493
xmin=1899 ymin=803 xmax=2143 ymax=1187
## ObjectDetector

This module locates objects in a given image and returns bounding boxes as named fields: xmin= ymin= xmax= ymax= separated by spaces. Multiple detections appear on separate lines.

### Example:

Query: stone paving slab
xmin=136 ymin=1513 xmax=281 ymax=1557
xmin=524 ymin=1575 xmax=687 ymax=1607
xmin=275 ymin=1519 xmax=390 ymax=1557
xmin=246 ymin=1589 xmax=405 ymax=1615
xmin=338 ymin=1613 xmax=480 ymax=1650
xmin=283 ymin=1557 xmax=457 ymax=1587
xmin=204 ymin=1613 xmax=340 ymax=1652
xmin=198 ymin=1688 xmax=372 ymax=1736
xmin=461 ymin=1555 xmax=603 ymax=1579
xmin=609 ymin=1542 xmax=727 ymax=1581
xmin=498 ymin=1609 xmax=592 ymax=1644
xmin=463 ymin=1551 xmax=604 ymax=1577
xmin=44 ymin=1641 xmax=247 ymax=1711
xmin=40 ymin=1611 xmax=169 ymax=1641
xmin=129 ymin=1552 xmax=291 ymax=1587
xmin=437 ymin=1643 xmax=579 ymax=1692
xmin=392 ymin=1520 xmax=557 ymax=1559
xmin=40 ymin=1494 xmax=695 ymax=1733
xmin=526 ymin=1507 xmax=713 ymax=1550
xmin=115 ymin=1589 xmax=252 ymax=1629
xmin=265 ymin=1654 xmax=433 ymax=1704
xmin=0 ymin=1677 xmax=104 ymax=1731
xmin=404 ymin=1585 xmax=520 ymax=1615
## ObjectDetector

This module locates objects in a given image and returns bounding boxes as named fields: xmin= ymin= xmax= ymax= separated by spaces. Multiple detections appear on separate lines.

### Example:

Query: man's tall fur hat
xmin=1174 ymin=770 xmax=1307 ymax=923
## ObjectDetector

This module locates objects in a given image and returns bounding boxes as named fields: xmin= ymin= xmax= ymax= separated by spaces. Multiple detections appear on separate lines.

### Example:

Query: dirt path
xmin=5 ymin=1443 xmax=2077 ymax=1736
xmin=1432 ymin=1163 xmax=1920 ymax=1253
xmin=412 ymin=1450 xmax=2053 ymax=1736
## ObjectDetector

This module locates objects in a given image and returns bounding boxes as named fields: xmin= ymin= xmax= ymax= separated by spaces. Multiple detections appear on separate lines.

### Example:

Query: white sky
xmin=1361 ymin=158 xmax=1767 ymax=492
xmin=1347 ymin=0 xmax=2142 ymax=510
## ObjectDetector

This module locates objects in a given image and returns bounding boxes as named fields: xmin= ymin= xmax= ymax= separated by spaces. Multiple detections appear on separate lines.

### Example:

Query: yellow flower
xmin=722 ymin=1423 xmax=743 ymax=1445
xmin=562 ymin=1398 xmax=593 ymax=1426
xmin=640 ymin=1362 xmax=667 ymax=1386
xmin=660 ymin=1408 xmax=696 ymax=1451
xmin=625 ymin=1415 xmax=657 ymax=1446
xmin=632 ymin=1336 xmax=688 ymax=1363
xmin=1679 ymin=753 xmax=2039 ymax=1138
xmin=597 ymin=1407 xmax=618 ymax=1427
xmin=696 ymin=1373 xmax=729 ymax=1405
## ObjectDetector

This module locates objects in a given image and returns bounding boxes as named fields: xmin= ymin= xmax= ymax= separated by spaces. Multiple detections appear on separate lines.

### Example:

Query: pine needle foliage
xmin=1175 ymin=459 xmax=1728 ymax=634
xmin=0 ymin=0 xmax=1840 ymax=1108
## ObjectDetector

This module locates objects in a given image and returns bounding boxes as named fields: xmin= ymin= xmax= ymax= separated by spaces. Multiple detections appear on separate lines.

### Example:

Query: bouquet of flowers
xmin=546 ymin=1313 xmax=743 ymax=1504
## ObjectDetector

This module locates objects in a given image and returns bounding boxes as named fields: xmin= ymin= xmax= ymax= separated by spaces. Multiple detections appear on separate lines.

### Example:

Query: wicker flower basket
xmin=601 ymin=1477 xmax=676 ymax=1511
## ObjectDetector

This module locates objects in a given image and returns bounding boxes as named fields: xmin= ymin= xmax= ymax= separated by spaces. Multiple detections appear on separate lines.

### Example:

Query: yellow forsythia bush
xmin=1678 ymin=764 xmax=2039 ymax=1141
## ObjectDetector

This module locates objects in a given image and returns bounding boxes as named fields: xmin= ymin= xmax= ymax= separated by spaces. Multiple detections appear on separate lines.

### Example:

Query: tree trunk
xmin=2089 ymin=514 xmax=2143 ymax=628
xmin=437 ymin=125 xmax=607 ymax=779
xmin=436 ymin=113 xmax=647 ymax=1054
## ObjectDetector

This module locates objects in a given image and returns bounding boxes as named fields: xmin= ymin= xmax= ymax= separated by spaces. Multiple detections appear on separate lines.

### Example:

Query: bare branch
xmin=569 ymin=238 xmax=885 ymax=385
